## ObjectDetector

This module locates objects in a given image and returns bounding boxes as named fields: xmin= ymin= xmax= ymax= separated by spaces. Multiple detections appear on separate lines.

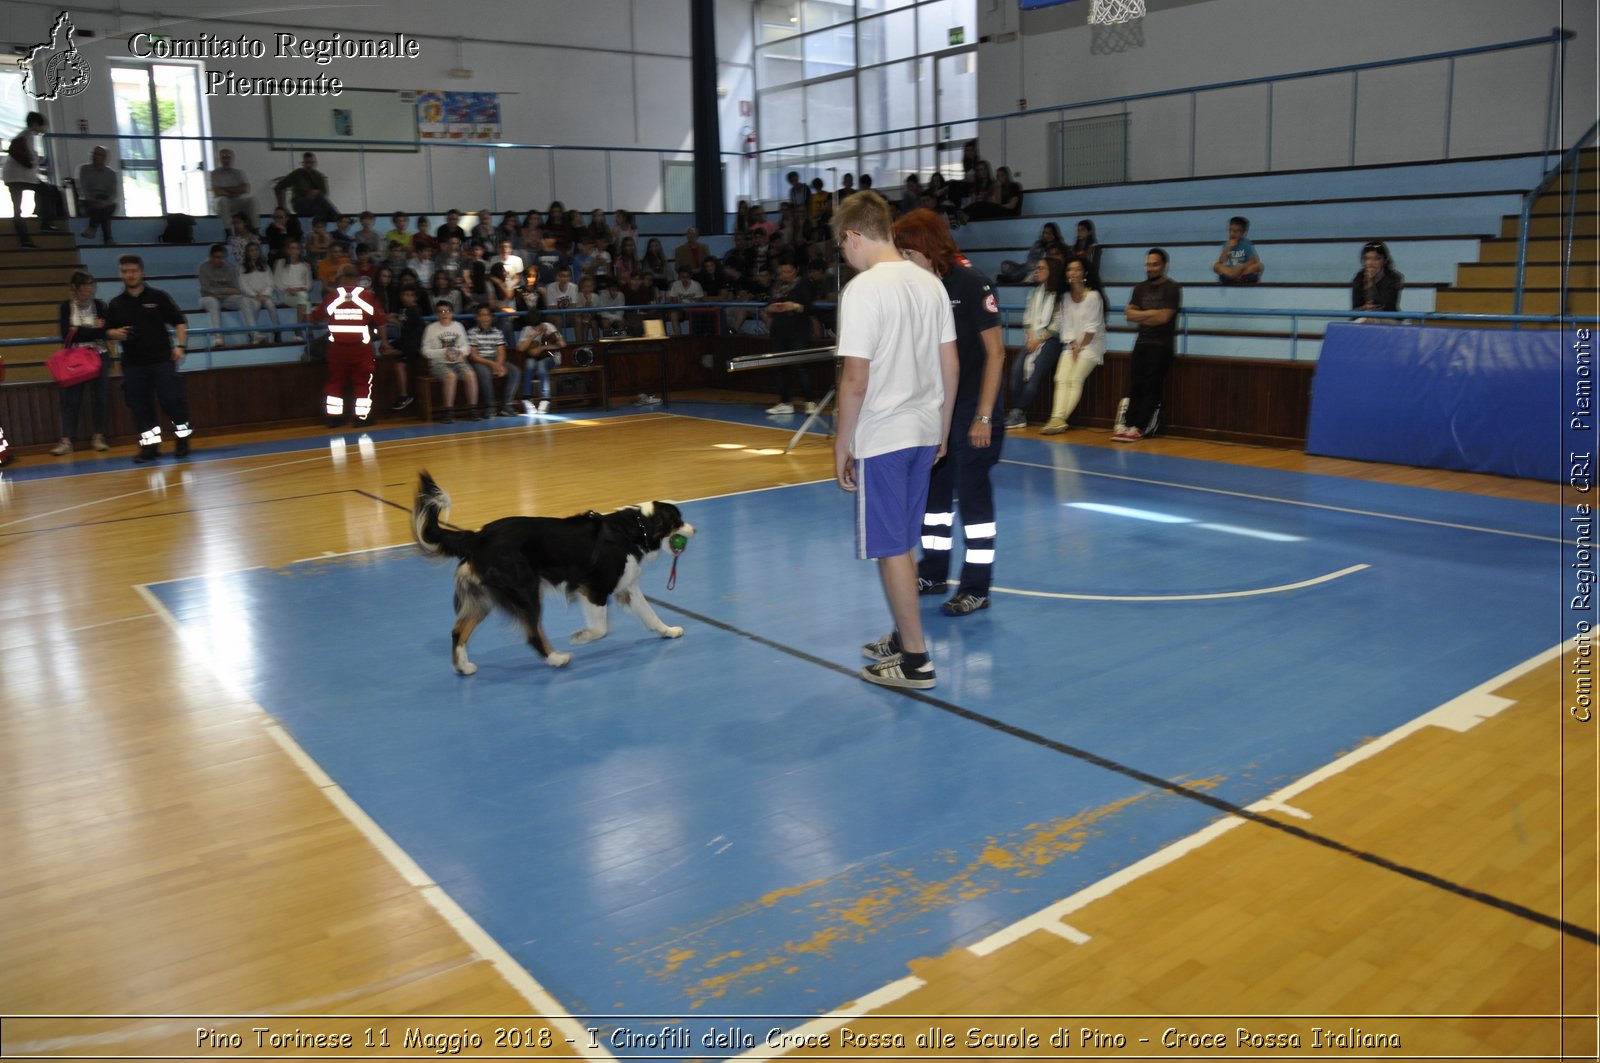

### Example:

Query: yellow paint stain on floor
xmin=979 ymin=791 xmax=1154 ymax=874
xmin=636 ymin=788 xmax=1180 ymax=1007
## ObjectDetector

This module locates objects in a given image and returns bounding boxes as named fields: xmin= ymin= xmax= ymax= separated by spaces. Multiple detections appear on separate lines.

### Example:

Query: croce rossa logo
xmin=18 ymin=11 xmax=92 ymax=101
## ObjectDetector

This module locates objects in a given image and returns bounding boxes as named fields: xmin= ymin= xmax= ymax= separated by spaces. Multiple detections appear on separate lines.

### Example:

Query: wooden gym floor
xmin=0 ymin=393 xmax=1592 ymax=1061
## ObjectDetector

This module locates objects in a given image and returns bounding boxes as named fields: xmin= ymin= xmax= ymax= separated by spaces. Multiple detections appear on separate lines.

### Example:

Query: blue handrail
xmin=751 ymin=29 xmax=1575 ymax=165
xmin=1513 ymin=118 xmax=1598 ymax=317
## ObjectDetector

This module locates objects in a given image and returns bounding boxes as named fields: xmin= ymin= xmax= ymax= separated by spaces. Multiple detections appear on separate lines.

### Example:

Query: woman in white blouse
xmin=272 ymin=239 xmax=313 ymax=326
xmin=238 ymin=241 xmax=280 ymax=343
xmin=1041 ymin=257 xmax=1106 ymax=434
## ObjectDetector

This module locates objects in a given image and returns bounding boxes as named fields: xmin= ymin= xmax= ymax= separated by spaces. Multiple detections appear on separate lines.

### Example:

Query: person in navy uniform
xmin=892 ymin=208 xmax=1007 ymax=617
xmin=104 ymin=254 xmax=193 ymax=463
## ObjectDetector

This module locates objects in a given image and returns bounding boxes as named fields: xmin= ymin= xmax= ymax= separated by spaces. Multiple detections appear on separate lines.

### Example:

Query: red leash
xmin=666 ymin=533 xmax=688 ymax=590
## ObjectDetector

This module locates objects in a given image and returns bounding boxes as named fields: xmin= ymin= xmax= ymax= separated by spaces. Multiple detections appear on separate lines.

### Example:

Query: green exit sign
xmin=948 ymin=27 xmax=965 ymax=46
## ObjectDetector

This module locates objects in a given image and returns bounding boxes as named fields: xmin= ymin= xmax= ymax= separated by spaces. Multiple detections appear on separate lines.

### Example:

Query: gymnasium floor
xmin=0 ymin=397 xmax=1593 ymax=1060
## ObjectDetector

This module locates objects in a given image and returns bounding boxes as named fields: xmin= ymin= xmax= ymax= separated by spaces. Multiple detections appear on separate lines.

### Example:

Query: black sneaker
xmin=392 ymin=395 xmax=414 ymax=412
xmin=861 ymin=631 xmax=903 ymax=661
xmin=917 ymin=577 xmax=946 ymax=595
xmin=861 ymin=653 xmax=936 ymax=690
xmin=942 ymin=592 xmax=989 ymax=617
xmin=439 ymin=413 xmax=455 ymax=424
xmin=174 ymin=438 xmax=190 ymax=459
xmin=325 ymin=417 xmax=345 ymax=429
xmin=132 ymin=446 xmax=159 ymax=464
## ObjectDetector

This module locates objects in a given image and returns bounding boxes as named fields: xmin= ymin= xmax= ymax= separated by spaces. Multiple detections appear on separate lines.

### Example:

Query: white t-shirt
xmin=1059 ymin=289 xmax=1106 ymax=365
xmin=835 ymin=259 xmax=956 ymax=459
xmin=492 ymin=253 xmax=525 ymax=286
xmin=273 ymin=260 xmax=312 ymax=294
xmin=517 ymin=323 xmax=563 ymax=363
xmin=239 ymin=268 xmax=275 ymax=301
xmin=422 ymin=320 xmax=469 ymax=362
xmin=668 ymin=279 xmax=704 ymax=302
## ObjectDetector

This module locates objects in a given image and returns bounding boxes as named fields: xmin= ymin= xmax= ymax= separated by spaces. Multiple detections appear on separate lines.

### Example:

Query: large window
xmin=752 ymin=0 xmax=976 ymax=203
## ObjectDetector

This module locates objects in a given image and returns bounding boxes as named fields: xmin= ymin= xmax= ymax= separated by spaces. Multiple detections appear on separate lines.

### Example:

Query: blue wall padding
xmin=1307 ymin=323 xmax=1570 ymax=482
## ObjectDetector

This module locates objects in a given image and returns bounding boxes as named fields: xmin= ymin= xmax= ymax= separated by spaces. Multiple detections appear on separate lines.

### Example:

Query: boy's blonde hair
xmin=830 ymin=190 xmax=893 ymax=244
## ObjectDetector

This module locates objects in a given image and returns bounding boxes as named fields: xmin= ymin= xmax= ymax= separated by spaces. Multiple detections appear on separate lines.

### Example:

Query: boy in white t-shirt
xmin=831 ymin=191 xmax=959 ymax=690
xmin=420 ymin=301 xmax=477 ymax=422
xmin=665 ymin=266 xmax=705 ymax=337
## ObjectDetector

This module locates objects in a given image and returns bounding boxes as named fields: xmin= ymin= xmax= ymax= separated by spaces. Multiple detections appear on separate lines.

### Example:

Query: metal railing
xmin=750 ymin=29 xmax=1576 ymax=190
xmin=8 ymin=304 xmax=1596 ymax=377
xmin=21 ymin=28 xmax=1575 ymax=222
xmin=1514 ymin=118 xmax=1597 ymax=319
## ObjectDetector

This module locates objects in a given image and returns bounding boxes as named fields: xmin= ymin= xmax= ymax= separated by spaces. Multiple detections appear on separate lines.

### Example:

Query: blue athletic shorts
xmin=856 ymin=445 xmax=938 ymax=560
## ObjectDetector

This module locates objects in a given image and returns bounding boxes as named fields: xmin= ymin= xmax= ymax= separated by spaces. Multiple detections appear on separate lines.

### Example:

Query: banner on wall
xmin=416 ymin=90 xmax=502 ymax=140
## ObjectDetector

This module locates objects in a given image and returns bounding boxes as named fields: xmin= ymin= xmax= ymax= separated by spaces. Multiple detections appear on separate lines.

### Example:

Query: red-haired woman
xmin=891 ymin=208 xmax=1006 ymax=617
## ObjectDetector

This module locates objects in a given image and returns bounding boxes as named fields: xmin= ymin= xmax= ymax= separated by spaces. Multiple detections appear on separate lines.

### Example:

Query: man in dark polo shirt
xmin=762 ymin=257 xmax=816 ymax=415
xmin=105 ymin=254 xmax=193 ymax=463
xmin=1115 ymin=247 xmax=1183 ymax=442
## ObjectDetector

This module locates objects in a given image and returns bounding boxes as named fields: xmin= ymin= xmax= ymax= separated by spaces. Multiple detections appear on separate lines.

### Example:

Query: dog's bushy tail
xmin=412 ymin=471 xmax=474 ymax=559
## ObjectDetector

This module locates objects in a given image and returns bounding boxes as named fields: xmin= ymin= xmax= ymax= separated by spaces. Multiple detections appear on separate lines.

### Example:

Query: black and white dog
xmin=411 ymin=471 xmax=695 ymax=674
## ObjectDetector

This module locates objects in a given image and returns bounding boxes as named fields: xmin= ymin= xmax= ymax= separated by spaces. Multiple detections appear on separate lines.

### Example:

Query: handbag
xmin=48 ymin=329 xmax=103 ymax=388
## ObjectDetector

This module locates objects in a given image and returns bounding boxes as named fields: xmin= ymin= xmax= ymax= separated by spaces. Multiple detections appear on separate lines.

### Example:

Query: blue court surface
xmin=145 ymin=428 xmax=1561 ymax=1049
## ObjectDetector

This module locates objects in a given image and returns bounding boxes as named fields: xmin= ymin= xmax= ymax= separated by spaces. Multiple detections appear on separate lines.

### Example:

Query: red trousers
xmin=324 ymin=344 xmax=376 ymax=420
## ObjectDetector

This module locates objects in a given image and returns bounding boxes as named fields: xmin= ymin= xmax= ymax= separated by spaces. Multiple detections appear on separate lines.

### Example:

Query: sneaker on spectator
xmin=1004 ymin=408 xmax=1026 ymax=429
xmin=766 ymin=402 xmax=794 ymax=415
xmin=861 ymin=654 xmax=936 ymax=690
xmin=538 ymin=399 xmax=551 ymax=413
xmin=917 ymin=576 xmax=946 ymax=595
xmin=803 ymin=401 xmax=818 ymax=414
xmin=50 ymin=437 xmax=72 ymax=456
xmin=941 ymin=592 xmax=989 ymax=617
xmin=862 ymin=631 xmax=903 ymax=661
xmin=1041 ymin=419 xmax=1067 ymax=434
xmin=1113 ymin=427 xmax=1142 ymax=442
xmin=91 ymin=434 xmax=109 ymax=451
xmin=392 ymin=395 xmax=414 ymax=412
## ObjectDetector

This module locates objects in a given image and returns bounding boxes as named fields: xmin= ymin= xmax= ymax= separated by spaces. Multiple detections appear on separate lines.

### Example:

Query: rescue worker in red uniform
xmin=313 ymin=266 xmax=386 ymax=427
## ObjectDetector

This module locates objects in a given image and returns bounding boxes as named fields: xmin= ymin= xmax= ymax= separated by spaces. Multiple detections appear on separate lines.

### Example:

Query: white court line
xmin=132 ymin=583 xmax=617 ymax=1060
xmin=960 ymin=638 xmax=1564 ymax=958
xmin=0 ymin=415 xmax=643 ymax=533
xmin=1003 ymin=456 xmax=1566 ymax=544
xmin=741 ymin=638 xmax=1568 ymax=1060
xmin=992 ymin=562 xmax=1369 ymax=602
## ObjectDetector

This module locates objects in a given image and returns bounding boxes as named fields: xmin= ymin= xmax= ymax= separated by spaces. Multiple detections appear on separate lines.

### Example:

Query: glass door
xmin=109 ymin=62 xmax=209 ymax=216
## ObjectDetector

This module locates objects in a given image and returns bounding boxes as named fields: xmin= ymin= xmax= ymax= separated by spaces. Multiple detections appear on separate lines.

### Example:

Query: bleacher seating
xmin=957 ymin=153 xmax=1561 ymax=362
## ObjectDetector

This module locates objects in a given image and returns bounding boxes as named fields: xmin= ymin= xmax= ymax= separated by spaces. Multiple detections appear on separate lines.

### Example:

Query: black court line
xmin=648 ymin=597 xmax=1600 ymax=948
xmin=359 ymin=482 xmax=1597 ymax=946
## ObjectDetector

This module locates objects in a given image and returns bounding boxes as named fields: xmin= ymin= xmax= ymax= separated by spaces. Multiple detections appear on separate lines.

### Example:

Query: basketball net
xmin=1089 ymin=0 xmax=1145 ymax=52
xmin=1088 ymin=0 xmax=1145 ymax=24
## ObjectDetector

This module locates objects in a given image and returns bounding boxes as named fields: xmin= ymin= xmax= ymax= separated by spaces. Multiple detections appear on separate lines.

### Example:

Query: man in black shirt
xmin=762 ymin=258 xmax=815 ymax=415
xmin=1116 ymin=248 xmax=1183 ymax=442
xmin=105 ymin=254 xmax=193 ymax=462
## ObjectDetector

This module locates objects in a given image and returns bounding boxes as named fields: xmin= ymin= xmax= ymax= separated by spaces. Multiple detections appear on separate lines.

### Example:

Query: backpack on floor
xmin=159 ymin=213 xmax=196 ymax=244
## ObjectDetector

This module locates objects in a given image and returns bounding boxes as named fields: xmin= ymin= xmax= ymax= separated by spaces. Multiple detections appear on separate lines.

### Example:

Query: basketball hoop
xmin=1088 ymin=0 xmax=1145 ymax=24
xmin=1089 ymin=0 xmax=1145 ymax=52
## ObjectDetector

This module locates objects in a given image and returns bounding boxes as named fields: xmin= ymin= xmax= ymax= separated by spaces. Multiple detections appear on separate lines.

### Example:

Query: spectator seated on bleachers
xmin=1212 ymin=215 xmax=1265 ymax=285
